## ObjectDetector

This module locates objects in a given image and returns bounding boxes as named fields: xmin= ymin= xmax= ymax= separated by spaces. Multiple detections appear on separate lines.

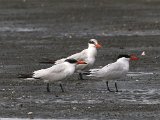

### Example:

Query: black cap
xmin=65 ymin=59 xmax=77 ymax=63
xmin=117 ymin=54 xmax=130 ymax=59
xmin=88 ymin=40 xmax=95 ymax=44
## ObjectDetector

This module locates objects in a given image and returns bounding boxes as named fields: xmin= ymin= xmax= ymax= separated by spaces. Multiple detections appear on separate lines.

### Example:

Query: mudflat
xmin=0 ymin=0 xmax=160 ymax=119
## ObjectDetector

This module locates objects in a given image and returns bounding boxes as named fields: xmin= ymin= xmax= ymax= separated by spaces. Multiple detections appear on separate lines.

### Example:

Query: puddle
xmin=53 ymin=30 xmax=160 ymax=38
xmin=119 ymin=89 xmax=160 ymax=104
xmin=127 ymin=72 xmax=154 ymax=77
xmin=54 ymin=99 xmax=102 ymax=104
xmin=0 ymin=27 xmax=45 ymax=32
xmin=100 ymin=30 xmax=160 ymax=37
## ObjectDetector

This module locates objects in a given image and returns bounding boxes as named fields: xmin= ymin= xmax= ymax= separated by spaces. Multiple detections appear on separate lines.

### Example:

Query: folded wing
xmin=55 ymin=49 xmax=87 ymax=64
xmin=33 ymin=63 xmax=66 ymax=79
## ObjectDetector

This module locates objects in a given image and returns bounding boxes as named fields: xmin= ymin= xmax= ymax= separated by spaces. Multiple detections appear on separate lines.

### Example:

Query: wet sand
xmin=0 ymin=0 xmax=160 ymax=119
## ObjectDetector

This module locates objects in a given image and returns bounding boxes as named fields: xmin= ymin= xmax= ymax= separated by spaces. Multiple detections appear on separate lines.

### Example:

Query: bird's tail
xmin=55 ymin=58 xmax=66 ymax=64
xmin=17 ymin=73 xmax=33 ymax=78
xmin=83 ymin=68 xmax=100 ymax=76
xmin=39 ymin=58 xmax=66 ymax=64
xmin=39 ymin=58 xmax=55 ymax=64
xmin=18 ymin=73 xmax=41 ymax=81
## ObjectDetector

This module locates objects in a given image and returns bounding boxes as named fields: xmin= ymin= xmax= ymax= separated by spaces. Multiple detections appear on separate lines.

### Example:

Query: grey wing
xmin=101 ymin=62 xmax=122 ymax=72
xmin=55 ymin=49 xmax=87 ymax=64
xmin=33 ymin=63 xmax=66 ymax=78
xmin=47 ymin=63 xmax=67 ymax=73
xmin=67 ymin=49 xmax=88 ymax=60
xmin=95 ymin=62 xmax=123 ymax=77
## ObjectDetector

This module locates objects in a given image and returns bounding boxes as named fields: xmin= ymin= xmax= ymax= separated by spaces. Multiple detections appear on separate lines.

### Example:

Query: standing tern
xmin=18 ymin=59 xmax=87 ymax=92
xmin=40 ymin=39 xmax=102 ymax=80
xmin=85 ymin=54 xmax=139 ymax=92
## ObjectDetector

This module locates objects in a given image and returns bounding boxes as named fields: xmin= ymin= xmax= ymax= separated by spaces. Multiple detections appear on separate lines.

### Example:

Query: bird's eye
xmin=89 ymin=41 xmax=95 ymax=44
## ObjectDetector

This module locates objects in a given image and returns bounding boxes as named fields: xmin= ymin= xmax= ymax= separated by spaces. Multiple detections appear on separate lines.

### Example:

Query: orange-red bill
xmin=130 ymin=55 xmax=139 ymax=61
xmin=77 ymin=60 xmax=87 ymax=64
xmin=95 ymin=43 xmax=102 ymax=48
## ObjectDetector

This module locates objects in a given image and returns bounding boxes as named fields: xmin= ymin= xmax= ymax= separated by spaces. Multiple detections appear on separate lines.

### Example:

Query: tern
xmin=85 ymin=54 xmax=139 ymax=92
xmin=18 ymin=59 xmax=87 ymax=92
xmin=40 ymin=39 xmax=102 ymax=80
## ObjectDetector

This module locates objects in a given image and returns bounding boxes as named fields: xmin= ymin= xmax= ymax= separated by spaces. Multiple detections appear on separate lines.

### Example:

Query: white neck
xmin=117 ymin=58 xmax=130 ymax=70
xmin=87 ymin=44 xmax=97 ymax=57
xmin=65 ymin=62 xmax=76 ymax=73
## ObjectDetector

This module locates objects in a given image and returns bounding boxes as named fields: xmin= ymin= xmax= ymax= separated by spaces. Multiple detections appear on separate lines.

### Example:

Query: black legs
xmin=106 ymin=81 xmax=112 ymax=92
xmin=47 ymin=81 xmax=120 ymax=93
xmin=115 ymin=82 xmax=118 ymax=92
xmin=46 ymin=83 xmax=65 ymax=93
xmin=47 ymin=83 xmax=50 ymax=92
xmin=106 ymin=81 xmax=119 ymax=92
xmin=59 ymin=83 xmax=65 ymax=92
xmin=79 ymin=73 xmax=84 ymax=80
